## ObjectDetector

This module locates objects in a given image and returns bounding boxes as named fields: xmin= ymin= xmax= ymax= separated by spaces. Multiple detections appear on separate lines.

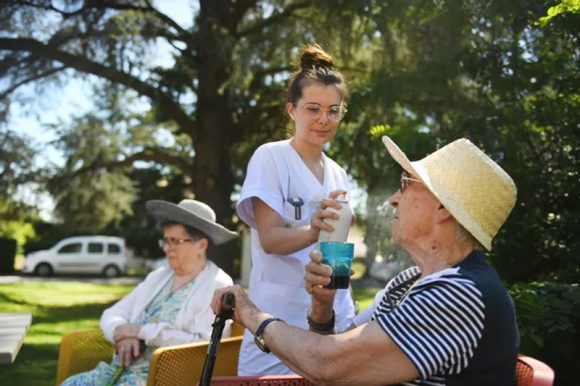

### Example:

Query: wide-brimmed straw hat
xmin=146 ymin=199 xmax=237 ymax=245
xmin=382 ymin=136 xmax=517 ymax=250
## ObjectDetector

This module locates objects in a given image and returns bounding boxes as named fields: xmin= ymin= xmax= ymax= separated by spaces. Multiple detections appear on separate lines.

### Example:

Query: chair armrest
xmin=209 ymin=375 xmax=314 ymax=385
xmin=55 ymin=329 xmax=116 ymax=386
xmin=147 ymin=336 xmax=243 ymax=386
xmin=516 ymin=355 xmax=555 ymax=386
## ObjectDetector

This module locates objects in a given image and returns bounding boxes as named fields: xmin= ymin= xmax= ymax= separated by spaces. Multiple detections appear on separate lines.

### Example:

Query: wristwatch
xmin=307 ymin=306 xmax=335 ymax=332
xmin=254 ymin=318 xmax=283 ymax=353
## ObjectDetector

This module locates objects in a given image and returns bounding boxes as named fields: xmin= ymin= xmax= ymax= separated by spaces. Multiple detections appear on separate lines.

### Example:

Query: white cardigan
xmin=100 ymin=260 xmax=233 ymax=347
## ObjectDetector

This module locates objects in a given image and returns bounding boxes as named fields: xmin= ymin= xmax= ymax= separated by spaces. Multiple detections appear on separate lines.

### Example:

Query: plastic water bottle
xmin=318 ymin=194 xmax=352 ymax=243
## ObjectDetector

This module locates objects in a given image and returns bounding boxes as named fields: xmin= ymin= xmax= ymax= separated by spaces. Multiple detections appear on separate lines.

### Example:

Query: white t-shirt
xmin=236 ymin=139 xmax=356 ymax=376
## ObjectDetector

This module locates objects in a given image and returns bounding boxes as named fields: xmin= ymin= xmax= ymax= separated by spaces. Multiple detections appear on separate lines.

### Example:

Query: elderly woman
xmin=212 ymin=136 xmax=520 ymax=386
xmin=62 ymin=199 xmax=236 ymax=386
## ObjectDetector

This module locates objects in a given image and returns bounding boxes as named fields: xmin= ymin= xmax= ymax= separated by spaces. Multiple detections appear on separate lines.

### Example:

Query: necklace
xmin=290 ymin=140 xmax=325 ymax=181
xmin=293 ymin=145 xmax=323 ymax=164
xmin=171 ymin=271 xmax=200 ymax=292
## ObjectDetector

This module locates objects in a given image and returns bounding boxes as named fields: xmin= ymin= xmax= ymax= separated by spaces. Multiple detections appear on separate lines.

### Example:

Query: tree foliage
xmin=0 ymin=0 xmax=376 ymax=228
xmin=0 ymin=128 xmax=42 ymax=198
xmin=537 ymin=0 xmax=580 ymax=27
xmin=0 ymin=0 xmax=386 ymax=273
xmin=324 ymin=0 xmax=580 ymax=284
xmin=46 ymin=114 xmax=137 ymax=233
xmin=0 ymin=128 xmax=43 ymax=244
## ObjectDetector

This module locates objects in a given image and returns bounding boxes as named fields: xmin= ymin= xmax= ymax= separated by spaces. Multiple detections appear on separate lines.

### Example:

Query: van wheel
xmin=35 ymin=263 xmax=53 ymax=277
xmin=103 ymin=265 xmax=121 ymax=278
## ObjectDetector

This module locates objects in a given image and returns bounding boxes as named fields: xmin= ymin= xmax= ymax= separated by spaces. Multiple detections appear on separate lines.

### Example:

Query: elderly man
xmin=212 ymin=136 xmax=520 ymax=385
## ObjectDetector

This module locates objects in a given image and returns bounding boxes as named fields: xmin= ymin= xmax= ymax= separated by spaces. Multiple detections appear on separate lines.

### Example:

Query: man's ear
xmin=286 ymin=102 xmax=296 ymax=120
xmin=436 ymin=204 xmax=453 ymax=223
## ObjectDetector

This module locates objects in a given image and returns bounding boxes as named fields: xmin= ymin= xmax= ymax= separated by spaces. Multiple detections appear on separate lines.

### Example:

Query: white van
xmin=23 ymin=236 xmax=127 ymax=278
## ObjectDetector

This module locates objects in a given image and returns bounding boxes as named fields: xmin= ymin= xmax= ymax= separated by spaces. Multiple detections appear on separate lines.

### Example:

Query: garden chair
xmin=516 ymin=355 xmax=555 ymax=386
xmin=207 ymin=354 xmax=554 ymax=386
xmin=55 ymin=322 xmax=245 ymax=386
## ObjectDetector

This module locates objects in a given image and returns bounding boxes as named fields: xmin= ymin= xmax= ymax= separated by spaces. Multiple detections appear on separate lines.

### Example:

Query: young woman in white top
xmin=236 ymin=44 xmax=356 ymax=376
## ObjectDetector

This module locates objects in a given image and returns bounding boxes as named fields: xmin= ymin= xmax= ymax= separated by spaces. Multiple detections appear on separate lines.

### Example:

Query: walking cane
xmin=106 ymin=340 xmax=147 ymax=386
xmin=199 ymin=293 xmax=235 ymax=386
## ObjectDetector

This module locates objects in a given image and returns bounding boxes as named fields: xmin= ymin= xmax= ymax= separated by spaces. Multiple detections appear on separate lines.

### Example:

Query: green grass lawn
xmin=353 ymin=287 xmax=379 ymax=311
xmin=0 ymin=281 xmax=379 ymax=385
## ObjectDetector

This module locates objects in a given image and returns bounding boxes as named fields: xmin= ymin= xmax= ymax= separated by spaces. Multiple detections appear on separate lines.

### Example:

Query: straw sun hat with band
xmin=382 ymin=136 xmax=517 ymax=251
xmin=146 ymin=199 xmax=238 ymax=246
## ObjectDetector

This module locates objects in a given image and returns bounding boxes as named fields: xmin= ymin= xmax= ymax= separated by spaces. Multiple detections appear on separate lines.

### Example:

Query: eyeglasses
xmin=159 ymin=238 xmax=192 ymax=248
xmin=400 ymin=173 xmax=422 ymax=193
xmin=294 ymin=103 xmax=346 ymax=122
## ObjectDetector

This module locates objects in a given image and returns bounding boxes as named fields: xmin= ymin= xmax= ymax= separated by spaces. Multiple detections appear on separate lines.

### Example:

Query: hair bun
xmin=299 ymin=44 xmax=335 ymax=70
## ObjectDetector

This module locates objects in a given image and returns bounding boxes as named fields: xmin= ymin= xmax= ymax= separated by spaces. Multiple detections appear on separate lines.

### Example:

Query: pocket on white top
xmin=282 ymin=199 xmax=313 ymax=230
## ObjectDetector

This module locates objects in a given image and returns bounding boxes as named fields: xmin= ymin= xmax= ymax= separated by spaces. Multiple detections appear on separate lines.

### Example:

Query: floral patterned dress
xmin=61 ymin=277 xmax=196 ymax=386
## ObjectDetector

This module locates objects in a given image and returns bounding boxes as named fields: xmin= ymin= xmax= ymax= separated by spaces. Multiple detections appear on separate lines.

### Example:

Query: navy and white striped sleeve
xmin=375 ymin=275 xmax=485 ymax=380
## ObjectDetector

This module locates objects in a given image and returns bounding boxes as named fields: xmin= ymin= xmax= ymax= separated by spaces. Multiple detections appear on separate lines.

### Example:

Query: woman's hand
xmin=211 ymin=285 xmax=261 ymax=332
xmin=116 ymin=338 xmax=142 ymax=367
xmin=308 ymin=190 xmax=356 ymax=242
xmin=114 ymin=323 xmax=142 ymax=343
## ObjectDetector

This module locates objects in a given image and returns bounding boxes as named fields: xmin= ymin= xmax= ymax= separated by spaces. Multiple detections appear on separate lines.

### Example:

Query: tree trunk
xmin=194 ymin=0 xmax=237 ymax=277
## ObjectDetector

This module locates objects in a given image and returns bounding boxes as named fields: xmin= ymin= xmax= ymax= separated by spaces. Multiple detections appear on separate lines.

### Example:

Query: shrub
xmin=22 ymin=240 xmax=59 ymax=256
xmin=508 ymin=282 xmax=580 ymax=385
xmin=0 ymin=237 xmax=17 ymax=274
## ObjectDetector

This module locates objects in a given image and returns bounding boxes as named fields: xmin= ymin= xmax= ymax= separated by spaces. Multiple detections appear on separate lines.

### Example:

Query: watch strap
xmin=254 ymin=317 xmax=283 ymax=353
xmin=307 ymin=307 xmax=335 ymax=332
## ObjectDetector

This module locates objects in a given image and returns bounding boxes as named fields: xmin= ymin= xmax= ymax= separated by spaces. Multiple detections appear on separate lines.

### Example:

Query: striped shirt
xmin=355 ymin=251 xmax=519 ymax=385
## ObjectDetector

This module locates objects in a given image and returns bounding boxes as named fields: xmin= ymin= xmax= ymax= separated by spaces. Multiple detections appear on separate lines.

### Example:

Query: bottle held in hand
xmin=318 ymin=193 xmax=352 ymax=243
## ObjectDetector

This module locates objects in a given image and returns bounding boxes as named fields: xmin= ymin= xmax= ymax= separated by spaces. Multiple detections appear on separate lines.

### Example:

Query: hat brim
xmin=146 ymin=200 xmax=237 ymax=246
xmin=381 ymin=136 xmax=492 ymax=250
xmin=382 ymin=136 xmax=417 ymax=178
